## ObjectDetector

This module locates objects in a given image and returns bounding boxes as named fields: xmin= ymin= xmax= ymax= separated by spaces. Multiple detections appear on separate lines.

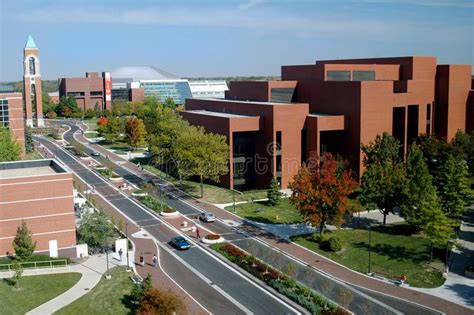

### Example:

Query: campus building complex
xmin=0 ymin=159 xmax=76 ymax=257
xmin=189 ymin=80 xmax=228 ymax=99
xmin=0 ymin=85 xmax=25 ymax=157
xmin=183 ymin=56 xmax=474 ymax=190
xmin=23 ymin=35 xmax=44 ymax=127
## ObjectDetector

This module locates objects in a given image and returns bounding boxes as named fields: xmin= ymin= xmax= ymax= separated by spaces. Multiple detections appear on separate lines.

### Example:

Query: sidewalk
xmin=27 ymin=255 xmax=125 ymax=315
xmin=75 ymin=126 xmax=472 ymax=314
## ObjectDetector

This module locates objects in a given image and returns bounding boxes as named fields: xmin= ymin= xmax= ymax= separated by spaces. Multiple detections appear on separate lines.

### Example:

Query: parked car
xmin=90 ymin=151 xmax=101 ymax=157
xmin=199 ymin=212 xmax=216 ymax=223
xmin=169 ymin=236 xmax=191 ymax=250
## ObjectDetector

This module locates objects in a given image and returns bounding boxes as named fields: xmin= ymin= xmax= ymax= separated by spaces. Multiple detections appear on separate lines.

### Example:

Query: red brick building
xmin=0 ymin=159 xmax=76 ymax=257
xmin=23 ymin=35 xmax=44 ymax=127
xmin=0 ymin=86 xmax=25 ymax=157
xmin=183 ymin=56 xmax=473 ymax=190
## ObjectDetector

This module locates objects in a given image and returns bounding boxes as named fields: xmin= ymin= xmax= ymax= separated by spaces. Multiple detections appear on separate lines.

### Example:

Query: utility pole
xmin=125 ymin=222 xmax=130 ymax=272
xmin=368 ymin=224 xmax=372 ymax=275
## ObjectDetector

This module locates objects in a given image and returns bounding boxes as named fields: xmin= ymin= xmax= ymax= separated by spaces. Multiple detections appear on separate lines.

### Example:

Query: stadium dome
xmin=110 ymin=66 xmax=179 ymax=81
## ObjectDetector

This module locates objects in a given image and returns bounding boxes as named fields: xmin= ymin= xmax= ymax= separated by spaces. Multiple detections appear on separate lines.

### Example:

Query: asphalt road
xmin=36 ymin=131 xmax=298 ymax=315
xmin=52 ymin=121 xmax=442 ymax=315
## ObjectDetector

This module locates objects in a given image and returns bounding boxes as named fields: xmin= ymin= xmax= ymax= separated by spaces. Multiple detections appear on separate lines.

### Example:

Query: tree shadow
xmin=121 ymin=293 xmax=138 ymax=315
xmin=352 ymin=241 xmax=429 ymax=263
xmin=2 ymin=278 xmax=16 ymax=287
xmin=443 ymin=283 xmax=474 ymax=307
xmin=372 ymin=223 xmax=416 ymax=236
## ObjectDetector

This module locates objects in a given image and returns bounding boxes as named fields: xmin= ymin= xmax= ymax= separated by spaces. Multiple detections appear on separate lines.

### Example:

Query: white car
xmin=199 ymin=212 xmax=216 ymax=223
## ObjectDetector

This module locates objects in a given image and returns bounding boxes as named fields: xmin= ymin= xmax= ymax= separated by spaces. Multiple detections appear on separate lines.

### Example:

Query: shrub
xmin=319 ymin=236 xmax=343 ymax=252
xmin=163 ymin=207 xmax=175 ymax=213
xmin=46 ymin=111 xmax=57 ymax=119
xmin=205 ymin=234 xmax=221 ymax=240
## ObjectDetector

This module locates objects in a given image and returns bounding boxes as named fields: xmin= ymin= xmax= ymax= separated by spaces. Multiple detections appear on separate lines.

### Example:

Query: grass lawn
xmin=83 ymin=131 xmax=98 ymax=139
xmin=141 ymin=164 xmax=267 ymax=204
xmin=0 ymin=272 xmax=81 ymax=315
xmin=225 ymin=198 xmax=303 ymax=224
xmin=292 ymin=226 xmax=445 ymax=288
xmin=99 ymin=139 xmax=147 ymax=154
xmin=83 ymin=118 xmax=98 ymax=131
xmin=55 ymin=268 xmax=135 ymax=315
xmin=25 ymin=150 xmax=44 ymax=160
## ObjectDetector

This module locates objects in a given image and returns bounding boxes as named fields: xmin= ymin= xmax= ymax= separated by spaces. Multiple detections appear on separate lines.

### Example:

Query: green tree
xmin=360 ymin=133 xmax=408 ymax=225
xmin=0 ymin=127 xmax=22 ymax=161
xmin=438 ymin=155 xmax=470 ymax=217
xmin=12 ymin=221 xmax=36 ymax=260
xmin=451 ymin=130 xmax=474 ymax=178
xmin=125 ymin=117 xmax=147 ymax=150
xmin=41 ymin=91 xmax=56 ymax=114
xmin=56 ymin=96 xmax=79 ymax=117
xmin=189 ymin=128 xmax=229 ymax=198
xmin=164 ymin=97 xmax=176 ymax=109
xmin=11 ymin=261 xmax=23 ymax=290
xmin=84 ymin=108 xmax=96 ymax=119
xmin=77 ymin=211 xmax=115 ymax=249
xmin=402 ymin=144 xmax=440 ymax=229
xmin=423 ymin=209 xmax=454 ymax=263
xmin=24 ymin=125 xmax=34 ymax=154
xmin=267 ymin=177 xmax=282 ymax=206
xmin=98 ymin=117 xmax=123 ymax=143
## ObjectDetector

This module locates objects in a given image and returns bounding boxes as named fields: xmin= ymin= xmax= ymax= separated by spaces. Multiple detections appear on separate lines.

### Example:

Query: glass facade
xmin=141 ymin=81 xmax=192 ymax=104
xmin=111 ymin=88 xmax=130 ymax=101
xmin=270 ymin=88 xmax=295 ymax=103
xmin=0 ymin=99 xmax=9 ymax=128
xmin=352 ymin=71 xmax=375 ymax=81
xmin=327 ymin=71 xmax=351 ymax=81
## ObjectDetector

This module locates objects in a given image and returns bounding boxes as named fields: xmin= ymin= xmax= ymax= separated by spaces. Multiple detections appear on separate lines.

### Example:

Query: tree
xmin=131 ymin=273 xmax=152 ymax=303
xmin=138 ymin=288 xmax=187 ymax=315
xmin=77 ymin=211 xmax=115 ymax=249
xmin=0 ymin=127 xmax=22 ymax=161
xmin=164 ymin=97 xmax=176 ymax=109
xmin=125 ymin=117 xmax=147 ymax=150
xmin=189 ymin=128 xmax=229 ymax=198
xmin=360 ymin=133 xmax=408 ymax=225
xmin=267 ymin=177 xmax=282 ymax=206
xmin=97 ymin=116 xmax=108 ymax=126
xmin=84 ymin=108 xmax=96 ymax=119
xmin=438 ymin=155 xmax=470 ymax=217
xmin=56 ymin=96 xmax=79 ymax=117
xmin=24 ymin=125 xmax=34 ymax=154
xmin=46 ymin=111 xmax=57 ymax=119
xmin=289 ymin=153 xmax=358 ymax=235
xmin=11 ymin=261 xmax=23 ymax=290
xmin=451 ymin=130 xmax=474 ymax=178
xmin=423 ymin=209 xmax=454 ymax=263
xmin=12 ymin=221 xmax=36 ymax=260
xmin=402 ymin=144 xmax=440 ymax=229
xmin=98 ymin=117 xmax=123 ymax=143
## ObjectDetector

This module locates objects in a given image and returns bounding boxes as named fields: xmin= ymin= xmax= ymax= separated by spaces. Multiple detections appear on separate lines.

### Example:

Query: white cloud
xmin=238 ymin=0 xmax=264 ymax=11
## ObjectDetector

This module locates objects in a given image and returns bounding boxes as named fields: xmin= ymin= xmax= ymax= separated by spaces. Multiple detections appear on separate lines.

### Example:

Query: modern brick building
xmin=183 ymin=56 xmax=473 ymax=190
xmin=0 ymin=85 xmax=25 ymax=157
xmin=0 ymin=159 xmax=76 ymax=257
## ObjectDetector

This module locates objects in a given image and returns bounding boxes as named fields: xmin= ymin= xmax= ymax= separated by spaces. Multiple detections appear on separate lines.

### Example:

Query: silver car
xmin=199 ymin=212 xmax=216 ymax=222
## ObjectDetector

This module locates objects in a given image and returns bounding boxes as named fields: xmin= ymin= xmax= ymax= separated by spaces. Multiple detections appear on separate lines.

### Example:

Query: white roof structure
xmin=189 ymin=80 xmax=228 ymax=99
xmin=110 ymin=66 xmax=179 ymax=81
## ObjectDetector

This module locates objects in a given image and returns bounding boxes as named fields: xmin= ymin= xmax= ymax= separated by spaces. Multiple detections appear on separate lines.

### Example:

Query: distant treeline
xmin=1 ymin=80 xmax=59 ymax=94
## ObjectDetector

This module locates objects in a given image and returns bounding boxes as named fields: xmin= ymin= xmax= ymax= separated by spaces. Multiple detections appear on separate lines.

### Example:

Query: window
xmin=67 ymin=91 xmax=85 ymax=97
xmin=352 ymin=71 xmax=375 ymax=81
xmin=90 ymin=91 xmax=103 ymax=96
xmin=0 ymin=99 xmax=9 ymax=127
xmin=426 ymin=104 xmax=431 ymax=134
xmin=270 ymin=88 xmax=295 ymax=103
xmin=29 ymin=57 xmax=36 ymax=75
xmin=327 ymin=71 xmax=350 ymax=81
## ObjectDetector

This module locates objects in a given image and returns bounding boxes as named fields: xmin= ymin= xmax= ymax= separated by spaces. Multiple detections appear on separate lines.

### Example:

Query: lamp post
xmin=125 ymin=222 xmax=130 ymax=272
xmin=230 ymin=188 xmax=242 ymax=213
xmin=99 ymin=226 xmax=111 ymax=279
xmin=445 ymin=240 xmax=453 ymax=273
xmin=368 ymin=224 xmax=372 ymax=275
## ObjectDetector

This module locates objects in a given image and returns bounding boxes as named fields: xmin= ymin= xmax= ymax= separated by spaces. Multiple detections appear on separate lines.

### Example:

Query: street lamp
xmin=125 ymin=222 xmax=130 ymax=272
xmin=445 ymin=240 xmax=454 ymax=273
xmin=230 ymin=188 xmax=242 ymax=213
xmin=98 ymin=226 xmax=111 ymax=279
xmin=368 ymin=224 xmax=372 ymax=275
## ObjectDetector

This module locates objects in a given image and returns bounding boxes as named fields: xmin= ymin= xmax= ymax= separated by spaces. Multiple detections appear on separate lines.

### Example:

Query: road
xmin=35 ymin=130 xmax=299 ymax=315
xmin=49 ymin=121 xmax=450 ymax=314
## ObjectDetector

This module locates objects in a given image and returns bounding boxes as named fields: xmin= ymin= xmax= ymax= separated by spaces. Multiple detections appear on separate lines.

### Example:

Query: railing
xmin=0 ymin=259 xmax=69 ymax=274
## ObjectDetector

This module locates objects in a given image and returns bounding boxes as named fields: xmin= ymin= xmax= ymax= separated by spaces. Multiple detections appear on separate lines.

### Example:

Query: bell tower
xmin=23 ymin=35 xmax=44 ymax=127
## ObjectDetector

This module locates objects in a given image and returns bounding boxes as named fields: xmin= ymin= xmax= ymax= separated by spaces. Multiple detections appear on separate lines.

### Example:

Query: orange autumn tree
xmin=289 ymin=153 xmax=358 ymax=235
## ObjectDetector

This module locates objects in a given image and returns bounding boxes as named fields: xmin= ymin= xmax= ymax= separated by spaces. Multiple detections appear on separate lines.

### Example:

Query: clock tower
xmin=23 ymin=35 xmax=44 ymax=127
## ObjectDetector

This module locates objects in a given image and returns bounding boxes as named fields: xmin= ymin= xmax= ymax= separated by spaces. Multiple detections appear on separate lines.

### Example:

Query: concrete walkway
xmin=27 ymin=254 xmax=130 ymax=315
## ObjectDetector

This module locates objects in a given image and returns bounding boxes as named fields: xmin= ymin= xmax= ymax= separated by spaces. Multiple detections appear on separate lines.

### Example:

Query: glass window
xmin=327 ymin=71 xmax=350 ymax=81
xmin=140 ymin=81 xmax=192 ymax=104
xmin=352 ymin=71 xmax=375 ymax=81
xmin=0 ymin=99 xmax=9 ymax=127
xmin=29 ymin=57 xmax=36 ymax=75
xmin=67 ymin=91 xmax=85 ymax=97
xmin=270 ymin=88 xmax=295 ymax=103
xmin=90 ymin=91 xmax=103 ymax=96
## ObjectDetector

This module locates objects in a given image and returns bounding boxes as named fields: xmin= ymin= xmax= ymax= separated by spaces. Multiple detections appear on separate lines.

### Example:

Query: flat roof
xmin=0 ymin=159 xmax=68 ymax=179
xmin=308 ymin=112 xmax=343 ymax=117
xmin=184 ymin=110 xmax=256 ymax=119
xmin=193 ymin=97 xmax=306 ymax=106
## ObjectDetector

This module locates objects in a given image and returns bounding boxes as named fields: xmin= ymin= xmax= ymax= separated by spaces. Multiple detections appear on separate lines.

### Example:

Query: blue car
xmin=169 ymin=236 xmax=191 ymax=250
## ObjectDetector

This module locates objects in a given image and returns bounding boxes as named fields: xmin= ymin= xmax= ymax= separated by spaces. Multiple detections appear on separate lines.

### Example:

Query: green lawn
xmin=142 ymin=164 xmax=267 ymax=204
xmin=82 ymin=118 xmax=98 ymax=132
xmin=25 ymin=150 xmax=44 ymax=160
xmin=0 ymin=272 xmax=81 ymax=315
xmin=83 ymin=131 xmax=98 ymax=139
xmin=225 ymin=198 xmax=303 ymax=224
xmin=292 ymin=226 xmax=445 ymax=288
xmin=99 ymin=139 xmax=147 ymax=154
xmin=55 ymin=268 xmax=135 ymax=315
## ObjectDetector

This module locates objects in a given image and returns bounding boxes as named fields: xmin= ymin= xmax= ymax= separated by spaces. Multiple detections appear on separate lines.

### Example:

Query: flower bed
xmin=138 ymin=195 xmax=163 ymax=212
xmin=131 ymin=189 xmax=148 ymax=197
xmin=202 ymin=234 xmax=224 ymax=244
xmin=160 ymin=207 xmax=178 ymax=217
xmin=211 ymin=243 xmax=347 ymax=315
xmin=109 ymin=172 xmax=123 ymax=181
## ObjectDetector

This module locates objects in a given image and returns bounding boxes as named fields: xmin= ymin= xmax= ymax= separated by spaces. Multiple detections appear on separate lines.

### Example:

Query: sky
xmin=0 ymin=0 xmax=472 ymax=81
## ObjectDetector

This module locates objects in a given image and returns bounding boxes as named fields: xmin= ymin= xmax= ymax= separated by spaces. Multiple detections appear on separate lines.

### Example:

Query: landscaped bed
xmin=0 ymin=272 xmax=81 ymax=314
xmin=292 ymin=225 xmax=446 ymax=288
xmin=138 ymin=195 xmax=166 ymax=213
xmin=211 ymin=243 xmax=347 ymax=314
xmin=202 ymin=234 xmax=225 ymax=244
